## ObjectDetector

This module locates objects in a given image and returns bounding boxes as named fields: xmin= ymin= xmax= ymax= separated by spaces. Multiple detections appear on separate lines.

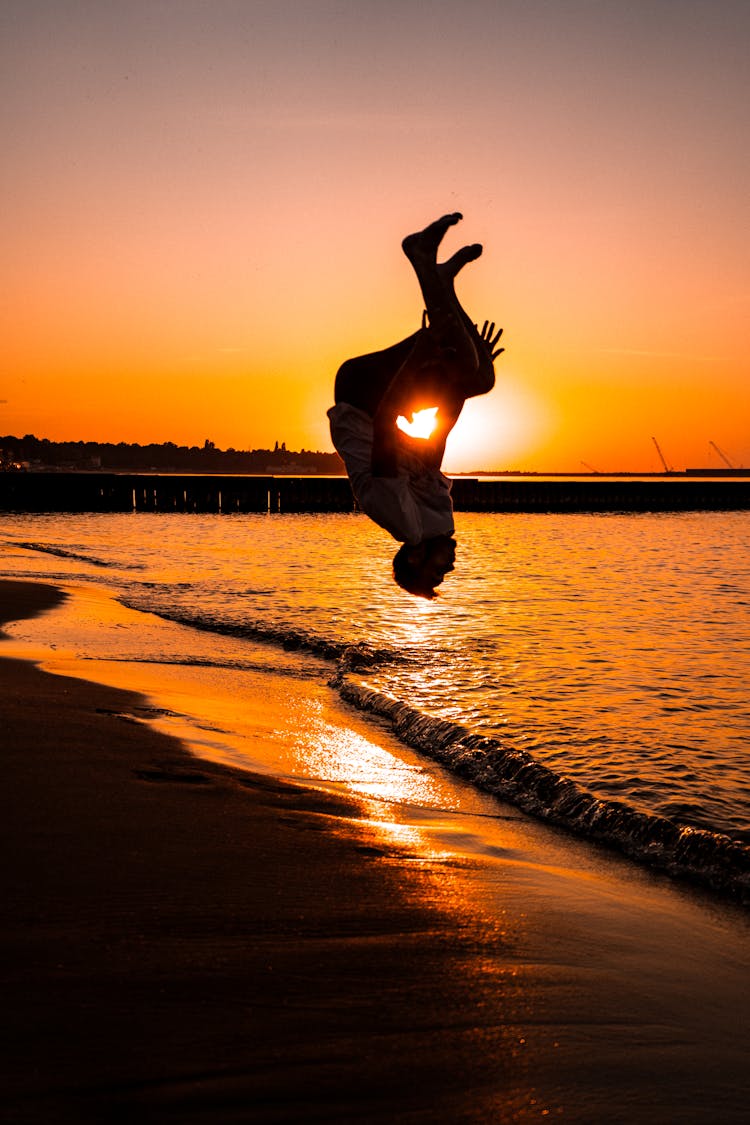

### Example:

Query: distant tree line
xmin=0 ymin=435 xmax=344 ymax=475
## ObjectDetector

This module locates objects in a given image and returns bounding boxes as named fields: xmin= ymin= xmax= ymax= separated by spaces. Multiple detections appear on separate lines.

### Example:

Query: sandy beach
xmin=1 ymin=579 xmax=749 ymax=1124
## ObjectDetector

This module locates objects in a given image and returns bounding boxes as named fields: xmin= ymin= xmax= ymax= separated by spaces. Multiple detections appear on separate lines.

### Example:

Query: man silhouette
xmin=328 ymin=213 xmax=503 ymax=598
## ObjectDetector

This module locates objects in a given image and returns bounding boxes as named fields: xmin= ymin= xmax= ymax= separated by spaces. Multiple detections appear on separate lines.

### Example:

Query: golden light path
xmin=1 ymin=584 xmax=468 ymax=873
xmin=396 ymin=407 xmax=438 ymax=440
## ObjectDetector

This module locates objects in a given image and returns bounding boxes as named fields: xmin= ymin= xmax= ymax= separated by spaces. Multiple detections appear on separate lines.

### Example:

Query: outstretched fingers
xmin=478 ymin=320 xmax=504 ymax=361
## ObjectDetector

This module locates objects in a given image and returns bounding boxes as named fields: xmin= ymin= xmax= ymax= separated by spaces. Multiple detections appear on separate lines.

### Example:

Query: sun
xmin=441 ymin=382 xmax=553 ymax=472
xmin=396 ymin=407 xmax=438 ymax=440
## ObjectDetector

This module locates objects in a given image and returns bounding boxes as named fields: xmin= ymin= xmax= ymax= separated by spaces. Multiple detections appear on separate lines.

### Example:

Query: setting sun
xmin=396 ymin=407 xmax=439 ymax=440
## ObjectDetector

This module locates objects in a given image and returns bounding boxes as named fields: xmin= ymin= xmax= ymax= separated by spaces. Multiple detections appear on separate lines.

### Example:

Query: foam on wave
xmin=334 ymin=676 xmax=750 ymax=904
xmin=120 ymin=598 xmax=750 ymax=904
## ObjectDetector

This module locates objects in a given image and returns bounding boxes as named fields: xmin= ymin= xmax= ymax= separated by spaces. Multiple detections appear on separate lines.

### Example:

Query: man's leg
xmin=402 ymin=214 xmax=495 ymax=399
xmin=333 ymin=213 xmax=497 ymax=483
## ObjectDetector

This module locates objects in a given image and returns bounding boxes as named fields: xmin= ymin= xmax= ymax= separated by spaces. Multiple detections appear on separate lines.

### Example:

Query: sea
xmin=2 ymin=507 xmax=749 ymax=901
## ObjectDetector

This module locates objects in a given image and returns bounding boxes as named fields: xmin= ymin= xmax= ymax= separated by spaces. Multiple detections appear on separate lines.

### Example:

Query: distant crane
xmin=709 ymin=440 xmax=735 ymax=469
xmin=580 ymin=461 xmax=599 ymax=474
xmin=651 ymin=436 xmax=673 ymax=473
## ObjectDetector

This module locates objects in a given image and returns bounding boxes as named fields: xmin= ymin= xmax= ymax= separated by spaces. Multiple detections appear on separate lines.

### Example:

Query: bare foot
xmin=438 ymin=243 xmax=483 ymax=280
xmin=402 ymin=212 xmax=463 ymax=265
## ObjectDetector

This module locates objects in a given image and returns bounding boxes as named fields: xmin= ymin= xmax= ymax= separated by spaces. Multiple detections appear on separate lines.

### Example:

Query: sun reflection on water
xmin=290 ymin=706 xmax=447 ymax=808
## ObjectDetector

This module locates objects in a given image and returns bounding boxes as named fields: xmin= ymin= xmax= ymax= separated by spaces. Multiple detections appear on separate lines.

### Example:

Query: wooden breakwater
xmin=1 ymin=473 xmax=750 ymax=515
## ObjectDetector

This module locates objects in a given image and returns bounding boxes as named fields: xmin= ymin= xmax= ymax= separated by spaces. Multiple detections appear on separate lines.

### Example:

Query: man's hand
xmin=478 ymin=320 xmax=504 ymax=361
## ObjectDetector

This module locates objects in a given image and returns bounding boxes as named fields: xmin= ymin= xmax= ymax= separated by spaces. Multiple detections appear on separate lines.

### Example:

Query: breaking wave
xmin=121 ymin=597 xmax=750 ymax=904
xmin=11 ymin=541 xmax=144 ymax=569
xmin=335 ymin=677 xmax=750 ymax=904
xmin=123 ymin=601 xmax=400 ymax=668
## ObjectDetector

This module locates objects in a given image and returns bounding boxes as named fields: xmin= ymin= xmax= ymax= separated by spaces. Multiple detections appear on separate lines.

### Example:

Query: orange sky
xmin=3 ymin=0 xmax=749 ymax=472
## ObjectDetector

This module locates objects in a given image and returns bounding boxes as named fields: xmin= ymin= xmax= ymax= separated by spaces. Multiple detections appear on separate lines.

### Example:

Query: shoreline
xmin=2 ymin=579 xmax=749 ymax=1123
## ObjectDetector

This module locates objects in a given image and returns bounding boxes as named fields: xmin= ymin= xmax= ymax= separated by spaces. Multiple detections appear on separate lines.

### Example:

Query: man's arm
xmin=458 ymin=319 xmax=504 ymax=399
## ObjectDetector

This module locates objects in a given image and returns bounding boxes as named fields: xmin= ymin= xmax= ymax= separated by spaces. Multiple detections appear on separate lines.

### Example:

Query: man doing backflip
xmin=328 ymin=213 xmax=503 ymax=598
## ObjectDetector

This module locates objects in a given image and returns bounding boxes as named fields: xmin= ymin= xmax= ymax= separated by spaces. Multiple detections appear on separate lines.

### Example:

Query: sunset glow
xmin=396 ymin=408 xmax=438 ymax=441
xmin=3 ymin=1 xmax=749 ymax=471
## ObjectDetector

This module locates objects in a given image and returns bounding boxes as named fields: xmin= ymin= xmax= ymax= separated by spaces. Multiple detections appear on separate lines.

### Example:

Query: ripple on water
xmin=1 ymin=508 xmax=749 ymax=843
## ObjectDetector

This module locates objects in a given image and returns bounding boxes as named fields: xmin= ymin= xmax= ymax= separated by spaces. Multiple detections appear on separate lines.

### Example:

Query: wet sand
xmin=1 ymin=579 xmax=749 ymax=1124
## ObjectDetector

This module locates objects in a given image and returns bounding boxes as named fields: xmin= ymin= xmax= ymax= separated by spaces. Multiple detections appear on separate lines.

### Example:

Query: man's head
xmin=392 ymin=534 xmax=456 ymax=599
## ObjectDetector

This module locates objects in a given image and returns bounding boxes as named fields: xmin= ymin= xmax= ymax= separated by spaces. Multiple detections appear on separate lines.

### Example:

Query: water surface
xmin=2 ymin=509 xmax=749 ymax=887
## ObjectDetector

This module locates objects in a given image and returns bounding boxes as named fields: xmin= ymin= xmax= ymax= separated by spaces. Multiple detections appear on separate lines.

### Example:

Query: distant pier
xmin=2 ymin=472 xmax=750 ymax=515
